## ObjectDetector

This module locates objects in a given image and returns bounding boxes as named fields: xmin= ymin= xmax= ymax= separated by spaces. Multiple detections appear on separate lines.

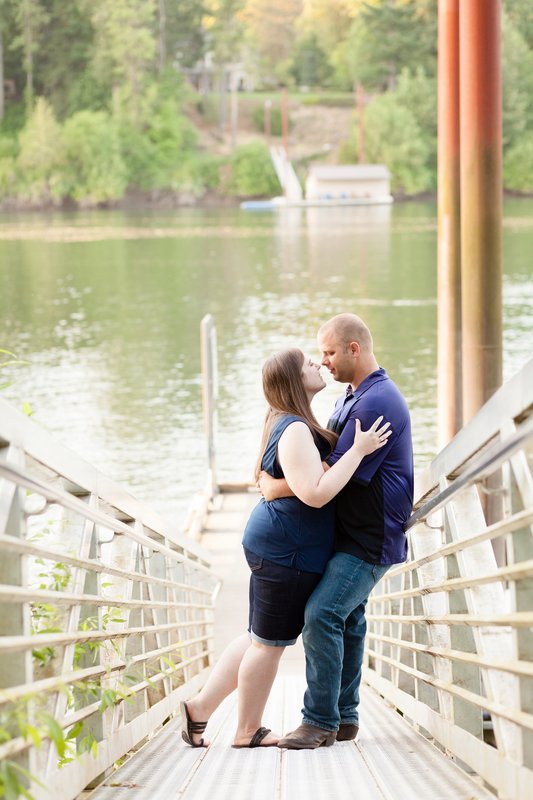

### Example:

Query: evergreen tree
xmin=347 ymin=0 xmax=437 ymax=91
xmin=38 ymin=0 xmax=98 ymax=118
xmin=11 ymin=0 xmax=49 ymax=109
xmin=87 ymin=0 xmax=157 ymax=121
xmin=290 ymin=32 xmax=332 ymax=87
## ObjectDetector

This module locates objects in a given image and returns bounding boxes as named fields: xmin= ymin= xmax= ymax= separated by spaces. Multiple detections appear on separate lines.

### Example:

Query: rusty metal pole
xmin=459 ymin=0 xmax=503 ymax=424
xmin=356 ymin=83 xmax=366 ymax=164
xmin=437 ymin=0 xmax=462 ymax=447
xmin=281 ymin=87 xmax=289 ymax=156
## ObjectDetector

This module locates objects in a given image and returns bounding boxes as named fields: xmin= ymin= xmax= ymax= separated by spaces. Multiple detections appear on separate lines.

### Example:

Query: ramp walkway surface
xmin=83 ymin=490 xmax=495 ymax=800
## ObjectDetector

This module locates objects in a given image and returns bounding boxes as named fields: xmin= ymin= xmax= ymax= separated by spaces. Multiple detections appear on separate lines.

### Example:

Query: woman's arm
xmin=258 ymin=460 xmax=331 ymax=501
xmin=276 ymin=417 xmax=390 ymax=508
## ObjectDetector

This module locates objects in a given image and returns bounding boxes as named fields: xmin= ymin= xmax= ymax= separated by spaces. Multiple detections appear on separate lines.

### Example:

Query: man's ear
xmin=349 ymin=341 xmax=361 ymax=357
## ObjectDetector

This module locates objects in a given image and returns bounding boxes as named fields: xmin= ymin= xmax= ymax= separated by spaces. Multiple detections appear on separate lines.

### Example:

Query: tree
xmin=16 ymin=96 xmax=64 ymax=200
xmin=38 ymin=0 xmax=97 ymax=119
xmin=11 ymin=0 xmax=49 ymax=109
xmin=504 ymin=0 xmax=533 ymax=51
xmin=62 ymin=110 xmax=127 ymax=204
xmin=163 ymin=0 xmax=208 ymax=70
xmin=87 ymin=0 xmax=157 ymax=120
xmin=206 ymin=0 xmax=245 ymax=133
xmin=346 ymin=0 xmax=437 ymax=92
xmin=501 ymin=12 xmax=533 ymax=151
xmin=243 ymin=0 xmax=302 ymax=81
xmin=290 ymin=33 xmax=332 ymax=87
xmin=298 ymin=0 xmax=356 ymax=53
xmin=363 ymin=91 xmax=431 ymax=195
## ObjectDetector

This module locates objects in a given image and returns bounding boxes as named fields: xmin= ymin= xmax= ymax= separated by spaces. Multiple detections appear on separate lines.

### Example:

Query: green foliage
xmin=0 ymin=348 xmax=28 ymax=389
xmin=393 ymin=67 xmax=437 ymax=189
xmin=62 ymin=110 xmax=127 ymax=205
xmin=502 ymin=13 xmax=533 ymax=150
xmin=0 ymin=103 xmax=27 ymax=138
xmin=16 ymin=98 xmax=64 ymax=202
xmin=504 ymin=134 xmax=533 ymax=193
xmin=345 ymin=0 xmax=437 ymax=91
xmin=0 ymin=155 xmax=17 ymax=200
xmin=118 ymin=99 xmax=198 ymax=190
xmin=358 ymin=92 xmax=431 ymax=196
xmin=290 ymin=33 xmax=332 ymax=88
xmin=252 ymin=105 xmax=284 ymax=136
xmin=0 ymin=0 xmax=532 ymax=201
xmin=224 ymin=140 xmax=280 ymax=197
xmin=88 ymin=0 xmax=157 ymax=103
xmin=38 ymin=0 xmax=97 ymax=119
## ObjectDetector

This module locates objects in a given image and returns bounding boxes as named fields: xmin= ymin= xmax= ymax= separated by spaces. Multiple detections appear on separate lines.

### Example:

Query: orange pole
xmin=281 ymin=87 xmax=289 ymax=156
xmin=356 ymin=83 xmax=365 ymax=164
xmin=437 ymin=0 xmax=462 ymax=447
xmin=459 ymin=0 xmax=503 ymax=423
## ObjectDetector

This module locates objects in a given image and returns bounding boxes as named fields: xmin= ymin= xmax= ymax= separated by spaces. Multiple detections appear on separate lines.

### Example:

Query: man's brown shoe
xmin=336 ymin=723 xmax=359 ymax=742
xmin=277 ymin=723 xmax=336 ymax=750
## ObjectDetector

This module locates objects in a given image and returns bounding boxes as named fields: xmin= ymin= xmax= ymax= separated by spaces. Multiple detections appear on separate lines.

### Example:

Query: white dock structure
xmin=0 ymin=317 xmax=532 ymax=800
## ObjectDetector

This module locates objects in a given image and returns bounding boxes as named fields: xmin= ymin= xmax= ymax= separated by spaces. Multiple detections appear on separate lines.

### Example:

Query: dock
xmin=1 ymin=327 xmax=532 ymax=800
xmin=81 ymin=489 xmax=495 ymax=800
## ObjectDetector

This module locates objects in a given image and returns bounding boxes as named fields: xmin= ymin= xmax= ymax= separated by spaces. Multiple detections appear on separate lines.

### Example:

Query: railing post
xmin=200 ymin=314 xmax=218 ymax=499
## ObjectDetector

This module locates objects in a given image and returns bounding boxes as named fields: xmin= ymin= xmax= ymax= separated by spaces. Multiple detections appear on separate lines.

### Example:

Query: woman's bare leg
xmin=233 ymin=640 xmax=285 ymax=746
xmin=185 ymin=632 xmax=251 ymax=744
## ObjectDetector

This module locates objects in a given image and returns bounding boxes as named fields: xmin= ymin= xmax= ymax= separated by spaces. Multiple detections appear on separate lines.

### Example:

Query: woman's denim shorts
xmin=244 ymin=547 xmax=322 ymax=647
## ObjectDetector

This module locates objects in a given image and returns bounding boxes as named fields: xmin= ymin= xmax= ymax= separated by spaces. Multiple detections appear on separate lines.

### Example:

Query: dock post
xmin=459 ymin=0 xmax=503 ymax=423
xmin=459 ymin=0 xmax=504 ymax=549
xmin=200 ymin=314 xmax=218 ymax=498
xmin=437 ymin=0 xmax=462 ymax=447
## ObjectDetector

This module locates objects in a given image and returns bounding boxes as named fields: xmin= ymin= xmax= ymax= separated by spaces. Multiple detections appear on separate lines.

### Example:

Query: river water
xmin=1 ymin=200 xmax=532 ymax=525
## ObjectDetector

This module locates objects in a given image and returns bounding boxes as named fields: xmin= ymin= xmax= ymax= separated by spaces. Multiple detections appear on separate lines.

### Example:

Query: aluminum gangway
xmin=1 ymin=345 xmax=532 ymax=799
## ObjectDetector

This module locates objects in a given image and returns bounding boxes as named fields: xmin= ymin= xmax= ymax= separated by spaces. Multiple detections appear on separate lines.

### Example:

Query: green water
xmin=1 ymin=200 xmax=532 ymax=523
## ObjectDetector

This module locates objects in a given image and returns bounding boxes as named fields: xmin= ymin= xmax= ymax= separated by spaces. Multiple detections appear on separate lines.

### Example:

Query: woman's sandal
xmin=231 ymin=727 xmax=277 ymax=749
xmin=180 ymin=700 xmax=208 ymax=747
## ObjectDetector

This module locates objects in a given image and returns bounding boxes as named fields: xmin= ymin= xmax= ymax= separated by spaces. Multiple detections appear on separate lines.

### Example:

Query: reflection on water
xmin=1 ymin=200 xmax=532 ymax=524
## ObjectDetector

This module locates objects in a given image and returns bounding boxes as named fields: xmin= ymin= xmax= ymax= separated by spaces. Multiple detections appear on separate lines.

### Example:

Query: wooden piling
xmin=437 ymin=0 xmax=462 ymax=446
xmin=459 ymin=0 xmax=503 ymax=423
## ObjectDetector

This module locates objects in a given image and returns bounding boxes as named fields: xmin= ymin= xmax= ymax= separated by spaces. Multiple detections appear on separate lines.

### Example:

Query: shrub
xmin=290 ymin=33 xmax=333 ymax=88
xmin=165 ymin=153 xmax=223 ymax=196
xmin=62 ymin=110 xmax=127 ymax=205
xmin=16 ymin=98 xmax=65 ymax=203
xmin=363 ymin=92 xmax=431 ymax=196
xmin=224 ymin=141 xmax=281 ymax=197
xmin=504 ymin=134 xmax=533 ymax=193
xmin=117 ymin=99 xmax=198 ymax=190
xmin=0 ymin=157 xmax=17 ymax=199
xmin=252 ymin=105 xmax=284 ymax=136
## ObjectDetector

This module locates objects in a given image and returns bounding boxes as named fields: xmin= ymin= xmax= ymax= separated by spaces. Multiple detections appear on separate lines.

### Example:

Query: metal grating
xmin=84 ymin=676 xmax=495 ymax=800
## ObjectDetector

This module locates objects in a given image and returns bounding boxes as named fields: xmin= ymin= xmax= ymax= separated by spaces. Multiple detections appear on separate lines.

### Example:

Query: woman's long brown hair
xmin=254 ymin=348 xmax=338 ymax=481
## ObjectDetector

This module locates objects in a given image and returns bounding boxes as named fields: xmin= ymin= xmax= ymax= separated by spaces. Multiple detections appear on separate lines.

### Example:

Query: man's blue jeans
xmin=302 ymin=552 xmax=390 ymax=731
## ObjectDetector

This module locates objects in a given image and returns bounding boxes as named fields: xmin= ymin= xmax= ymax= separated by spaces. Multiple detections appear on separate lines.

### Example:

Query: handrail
xmin=0 ymin=365 xmax=222 ymax=800
xmin=407 ymin=411 xmax=533 ymax=528
xmin=364 ymin=355 xmax=533 ymax=800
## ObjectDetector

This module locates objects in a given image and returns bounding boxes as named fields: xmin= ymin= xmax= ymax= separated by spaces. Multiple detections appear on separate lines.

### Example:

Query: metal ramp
xmin=83 ymin=676 xmax=494 ymax=800
xmin=81 ymin=486 xmax=496 ymax=800
xmin=269 ymin=146 xmax=303 ymax=201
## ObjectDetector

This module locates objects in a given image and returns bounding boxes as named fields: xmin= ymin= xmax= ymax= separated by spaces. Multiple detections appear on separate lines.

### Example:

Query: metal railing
xmin=364 ymin=356 xmax=533 ymax=800
xmin=0 ymin=398 xmax=221 ymax=800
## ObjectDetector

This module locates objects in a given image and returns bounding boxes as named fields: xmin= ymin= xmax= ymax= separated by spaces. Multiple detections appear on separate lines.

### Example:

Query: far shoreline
xmin=1 ymin=188 xmax=533 ymax=216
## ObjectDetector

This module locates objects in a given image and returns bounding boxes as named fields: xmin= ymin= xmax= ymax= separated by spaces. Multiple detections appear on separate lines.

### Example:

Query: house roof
xmin=307 ymin=165 xmax=390 ymax=181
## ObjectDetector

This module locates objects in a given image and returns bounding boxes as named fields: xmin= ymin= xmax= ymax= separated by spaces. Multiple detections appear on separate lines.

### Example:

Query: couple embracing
xmin=181 ymin=313 xmax=413 ymax=749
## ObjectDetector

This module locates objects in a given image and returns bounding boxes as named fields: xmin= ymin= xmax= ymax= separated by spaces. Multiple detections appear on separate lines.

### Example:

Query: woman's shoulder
xmin=271 ymin=413 xmax=307 ymax=434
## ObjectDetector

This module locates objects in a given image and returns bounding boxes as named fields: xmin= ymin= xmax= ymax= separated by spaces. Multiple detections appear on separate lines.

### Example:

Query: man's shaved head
xmin=318 ymin=314 xmax=373 ymax=353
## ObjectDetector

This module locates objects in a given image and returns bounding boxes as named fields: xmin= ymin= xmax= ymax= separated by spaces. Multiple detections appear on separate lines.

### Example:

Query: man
xmin=260 ymin=313 xmax=413 ymax=749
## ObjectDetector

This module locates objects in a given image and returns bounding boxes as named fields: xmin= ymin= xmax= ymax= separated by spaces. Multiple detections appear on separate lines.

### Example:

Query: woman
xmin=181 ymin=348 xmax=390 ymax=749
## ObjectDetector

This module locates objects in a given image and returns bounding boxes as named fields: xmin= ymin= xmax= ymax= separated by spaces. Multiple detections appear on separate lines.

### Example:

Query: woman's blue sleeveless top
xmin=242 ymin=414 xmax=335 ymax=574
